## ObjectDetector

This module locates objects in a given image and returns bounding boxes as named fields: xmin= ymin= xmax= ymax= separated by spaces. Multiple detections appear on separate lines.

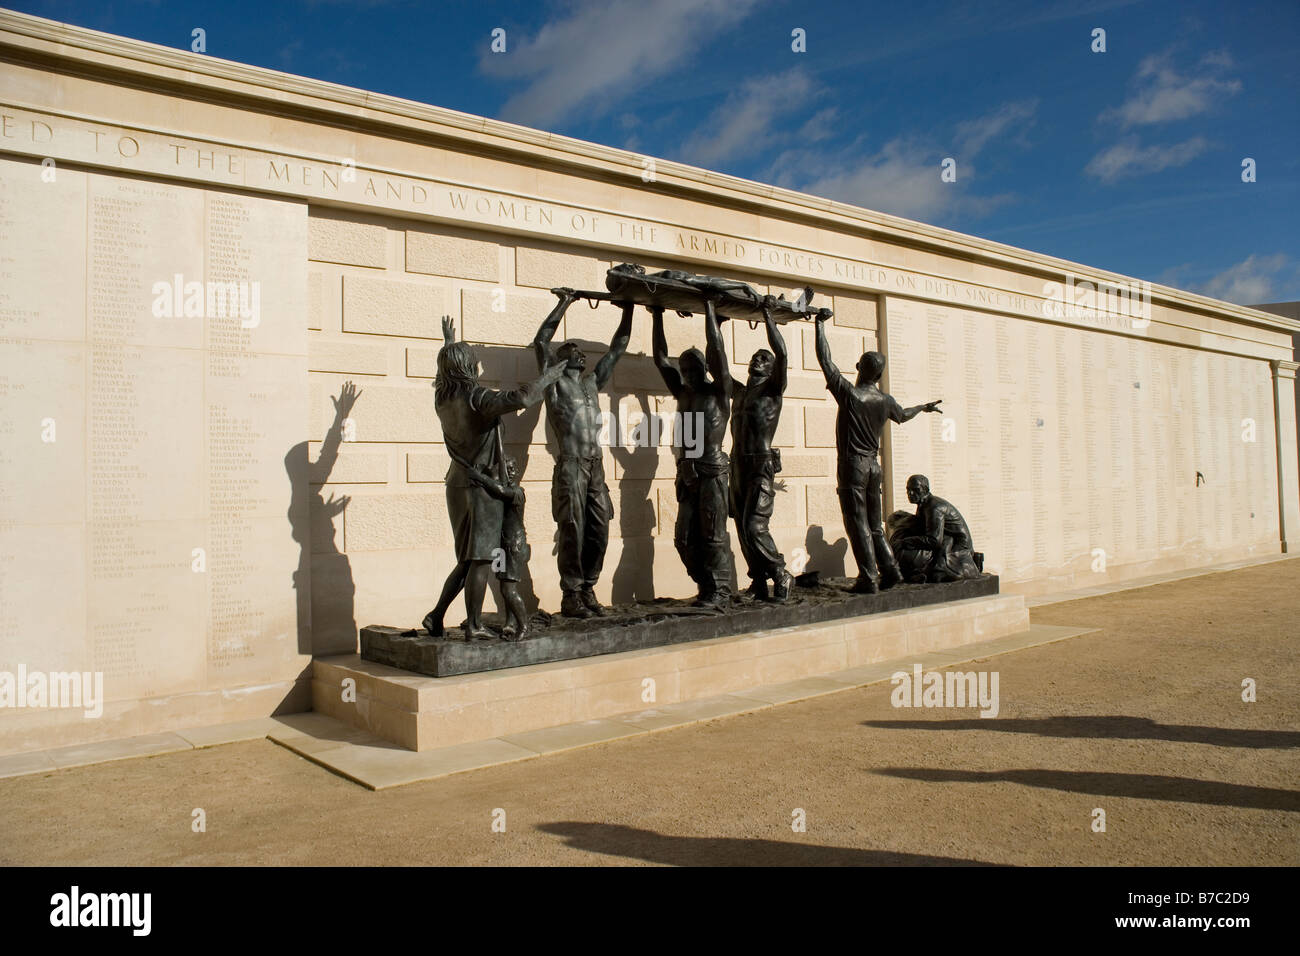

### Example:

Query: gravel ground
xmin=1 ymin=558 xmax=1296 ymax=866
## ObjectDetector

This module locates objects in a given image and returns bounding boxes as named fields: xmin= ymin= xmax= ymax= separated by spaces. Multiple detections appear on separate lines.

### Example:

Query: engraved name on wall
xmin=0 ymin=157 xmax=309 ymax=724
xmin=884 ymin=297 xmax=1280 ymax=584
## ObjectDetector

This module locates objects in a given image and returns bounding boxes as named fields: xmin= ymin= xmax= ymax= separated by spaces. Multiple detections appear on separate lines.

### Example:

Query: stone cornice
xmin=3 ymin=8 xmax=1297 ymax=338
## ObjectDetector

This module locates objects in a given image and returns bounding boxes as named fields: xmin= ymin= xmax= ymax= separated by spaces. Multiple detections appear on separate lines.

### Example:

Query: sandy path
xmin=1 ymin=558 xmax=1296 ymax=866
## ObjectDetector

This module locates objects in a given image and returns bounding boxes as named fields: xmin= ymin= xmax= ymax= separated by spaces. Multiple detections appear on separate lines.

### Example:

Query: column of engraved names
xmin=0 ymin=177 xmax=21 ymax=651
xmin=1026 ymin=321 xmax=1049 ymax=571
xmin=1189 ymin=352 xmax=1212 ymax=551
xmin=1231 ymin=356 xmax=1249 ymax=544
xmin=205 ymin=196 xmax=261 ymax=667
xmin=961 ymin=313 xmax=991 ymax=560
xmin=1105 ymin=335 xmax=1136 ymax=564
xmin=1080 ymin=334 xmax=1107 ymax=566
xmin=884 ymin=301 xmax=927 ymax=499
xmin=926 ymin=310 xmax=957 ymax=498
xmin=1054 ymin=326 xmax=1084 ymax=566
xmin=1201 ymin=353 xmax=1222 ymax=548
xmin=994 ymin=316 xmax=1021 ymax=578
xmin=87 ymin=189 xmax=150 ymax=679
xmin=1148 ymin=342 xmax=1177 ymax=555
xmin=1171 ymin=347 xmax=1192 ymax=549
xmin=1128 ymin=340 xmax=1156 ymax=560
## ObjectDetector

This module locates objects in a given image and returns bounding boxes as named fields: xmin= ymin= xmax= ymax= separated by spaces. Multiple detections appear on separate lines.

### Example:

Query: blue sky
xmin=12 ymin=0 xmax=1299 ymax=304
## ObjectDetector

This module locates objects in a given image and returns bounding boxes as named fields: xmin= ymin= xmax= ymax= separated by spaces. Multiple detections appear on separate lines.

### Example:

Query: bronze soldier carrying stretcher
xmin=418 ymin=261 xmax=967 ymax=641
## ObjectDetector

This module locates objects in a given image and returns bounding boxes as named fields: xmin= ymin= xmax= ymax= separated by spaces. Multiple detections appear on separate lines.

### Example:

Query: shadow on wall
xmin=609 ymin=389 xmax=658 ymax=603
xmin=288 ymin=381 xmax=360 ymax=657
xmin=805 ymin=525 xmax=848 ymax=578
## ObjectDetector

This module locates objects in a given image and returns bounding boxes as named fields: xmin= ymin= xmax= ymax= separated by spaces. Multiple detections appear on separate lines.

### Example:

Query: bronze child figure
xmin=479 ymin=456 xmax=532 ymax=640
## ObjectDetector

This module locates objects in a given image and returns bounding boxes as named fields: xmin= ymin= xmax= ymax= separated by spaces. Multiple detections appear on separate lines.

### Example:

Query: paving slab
xmin=176 ymin=717 xmax=284 ymax=749
xmin=0 ymin=749 xmax=58 ymax=779
xmin=501 ymin=719 xmax=645 ymax=755
xmin=44 ymin=733 xmax=193 ymax=770
xmin=610 ymin=694 xmax=771 ymax=731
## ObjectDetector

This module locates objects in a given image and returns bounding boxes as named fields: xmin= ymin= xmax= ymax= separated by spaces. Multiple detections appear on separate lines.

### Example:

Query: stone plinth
xmin=317 ymin=591 xmax=1029 ymax=751
xmin=360 ymin=575 xmax=1000 ymax=677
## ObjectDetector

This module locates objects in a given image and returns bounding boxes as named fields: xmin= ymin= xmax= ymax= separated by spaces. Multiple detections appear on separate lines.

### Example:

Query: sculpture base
xmin=318 ymin=587 xmax=1028 ymax=753
xmin=361 ymin=575 xmax=999 ymax=677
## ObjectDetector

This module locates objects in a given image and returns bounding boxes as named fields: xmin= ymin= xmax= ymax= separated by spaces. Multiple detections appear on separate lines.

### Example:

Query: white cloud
xmin=678 ymin=69 xmax=819 ymax=167
xmin=1084 ymin=135 xmax=1209 ymax=182
xmin=1102 ymin=51 xmax=1241 ymax=127
xmin=954 ymin=99 xmax=1038 ymax=156
xmin=479 ymin=0 xmax=762 ymax=130
xmin=768 ymin=100 xmax=1036 ymax=223
xmin=793 ymin=137 xmax=1015 ymax=222
xmin=798 ymin=106 xmax=839 ymax=143
xmin=1197 ymin=254 xmax=1295 ymax=306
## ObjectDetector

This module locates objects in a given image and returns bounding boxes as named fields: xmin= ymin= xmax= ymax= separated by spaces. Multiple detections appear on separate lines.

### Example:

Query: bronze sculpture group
xmin=422 ymin=265 xmax=981 ymax=641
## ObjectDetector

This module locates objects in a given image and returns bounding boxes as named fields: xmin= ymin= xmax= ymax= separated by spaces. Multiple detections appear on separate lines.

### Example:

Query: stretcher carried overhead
xmin=555 ymin=262 xmax=832 ymax=324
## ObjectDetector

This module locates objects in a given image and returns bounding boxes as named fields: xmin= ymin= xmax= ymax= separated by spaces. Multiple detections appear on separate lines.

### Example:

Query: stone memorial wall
xmin=884 ymin=297 xmax=1280 ymax=591
xmin=0 ymin=156 xmax=309 ymax=751
xmin=0 ymin=10 xmax=1295 ymax=753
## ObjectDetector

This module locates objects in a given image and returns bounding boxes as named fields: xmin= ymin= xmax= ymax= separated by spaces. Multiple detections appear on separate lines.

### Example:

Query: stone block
xmin=406 ymin=449 xmax=452 ymax=483
xmin=344 ymin=492 xmax=451 ymax=552
xmin=343 ymin=275 xmax=447 ymax=339
xmin=308 ymin=337 xmax=388 ymax=375
xmin=308 ymin=272 xmax=327 ymax=330
xmin=406 ymin=346 xmax=437 ymax=379
xmin=308 ymin=446 xmax=389 ymax=484
xmin=804 ymin=405 xmax=838 ymax=447
xmin=309 ymin=215 xmax=386 ymax=268
xmin=515 ymin=245 xmax=607 ymax=290
xmin=785 ymin=374 xmax=828 ymax=400
xmin=833 ymin=294 xmax=878 ymax=330
xmin=776 ymin=453 xmax=833 ymax=478
xmin=801 ymin=324 xmax=859 ymax=372
xmin=612 ymin=355 xmax=669 ymax=392
xmin=310 ymin=381 xmax=437 ymax=442
xmin=564 ymin=300 xmax=652 ymax=355
xmin=406 ymin=228 xmax=499 ymax=281
xmin=462 ymin=288 xmax=555 ymax=346
xmin=773 ymin=408 xmax=801 ymax=448
xmin=806 ymin=483 xmax=842 ymax=528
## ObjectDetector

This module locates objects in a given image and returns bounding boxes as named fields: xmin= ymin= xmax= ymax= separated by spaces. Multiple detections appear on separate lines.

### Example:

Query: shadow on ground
xmin=874 ymin=768 xmax=1300 ymax=812
xmin=535 ymin=821 xmax=1002 ymax=866
xmin=862 ymin=715 xmax=1300 ymax=749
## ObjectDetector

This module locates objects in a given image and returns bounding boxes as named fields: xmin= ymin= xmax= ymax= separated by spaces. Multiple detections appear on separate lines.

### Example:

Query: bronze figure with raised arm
xmin=728 ymin=296 xmax=793 ymax=602
xmin=533 ymin=289 xmax=634 ymax=618
xmin=813 ymin=310 xmax=941 ymax=593
xmin=652 ymin=298 xmax=734 ymax=609
xmin=423 ymin=315 xmax=565 ymax=639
